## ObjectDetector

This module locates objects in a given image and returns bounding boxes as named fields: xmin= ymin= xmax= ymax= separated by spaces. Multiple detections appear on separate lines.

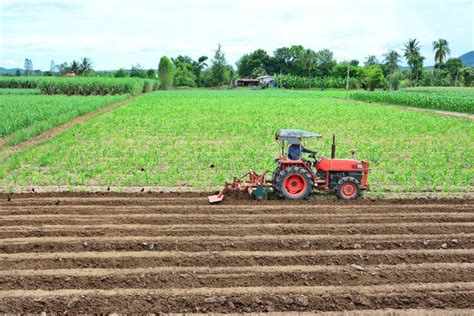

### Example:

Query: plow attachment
xmin=208 ymin=170 xmax=270 ymax=204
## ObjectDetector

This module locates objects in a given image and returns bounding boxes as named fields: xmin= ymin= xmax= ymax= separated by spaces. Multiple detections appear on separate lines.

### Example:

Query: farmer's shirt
xmin=288 ymin=144 xmax=312 ymax=160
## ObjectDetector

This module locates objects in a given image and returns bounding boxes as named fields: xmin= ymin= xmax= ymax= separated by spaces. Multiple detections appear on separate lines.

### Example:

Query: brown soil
xmin=0 ymin=193 xmax=472 ymax=313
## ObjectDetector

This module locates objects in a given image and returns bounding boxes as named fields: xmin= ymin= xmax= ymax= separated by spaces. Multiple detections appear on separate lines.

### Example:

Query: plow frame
xmin=208 ymin=170 xmax=270 ymax=204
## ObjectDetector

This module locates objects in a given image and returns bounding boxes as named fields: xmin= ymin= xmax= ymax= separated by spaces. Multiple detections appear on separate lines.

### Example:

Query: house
xmin=257 ymin=75 xmax=276 ymax=87
xmin=231 ymin=75 xmax=277 ymax=88
xmin=231 ymin=77 xmax=259 ymax=87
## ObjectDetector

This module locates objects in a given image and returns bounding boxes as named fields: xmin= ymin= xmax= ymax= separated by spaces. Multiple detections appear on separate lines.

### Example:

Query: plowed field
xmin=0 ymin=193 xmax=473 ymax=313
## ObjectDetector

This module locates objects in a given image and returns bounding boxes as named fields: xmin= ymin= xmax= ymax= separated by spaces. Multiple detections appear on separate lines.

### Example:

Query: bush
xmin=174 ymin=67 xmax=196 ymax=87
xmin=387 ymin=72 xmax=404 ymax=90
xmin=363 ymin=66 xmax=385 ymax=91
xmin=158 ymin=56 xmax=175 ymax=89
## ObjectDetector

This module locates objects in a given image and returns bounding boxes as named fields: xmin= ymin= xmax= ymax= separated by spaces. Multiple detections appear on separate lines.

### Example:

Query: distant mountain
xmin=459 ymin=51 xmax=474 ymax=67
xmin=0 ymin=67 xmax=23 ymax=75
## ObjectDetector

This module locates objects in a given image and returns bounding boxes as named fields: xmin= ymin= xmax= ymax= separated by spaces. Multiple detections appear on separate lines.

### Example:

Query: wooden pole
xmin=345 ymin=63 xmax=350 ymax=99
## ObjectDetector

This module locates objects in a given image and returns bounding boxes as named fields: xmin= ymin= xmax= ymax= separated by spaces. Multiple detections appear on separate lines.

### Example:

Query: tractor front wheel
xmin=275 ymin=166 xmax=313 ymax=200
xmin=335 ymin=177 xmax=361 ymax=200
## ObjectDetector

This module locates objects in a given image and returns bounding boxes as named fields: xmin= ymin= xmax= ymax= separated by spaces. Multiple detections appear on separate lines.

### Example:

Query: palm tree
xmin=79 ymin=57 xmax=93 ymax=76
xmin=383 ymin=49 xmax=401 ymax=74
xmin=403 ymin=39 xmax=425 ymax=81
xmin=364 ymin=55 xmax=378 ymax=67
xmin=300 ymin=49 xmax=317 ymax=77
xmin=69 ymin=60 xmax=80 ymax=74
xmin=432 ymin=39 xmax=451 ymax=68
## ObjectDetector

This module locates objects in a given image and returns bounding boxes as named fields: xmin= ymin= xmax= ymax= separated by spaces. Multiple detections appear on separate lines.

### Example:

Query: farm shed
xmin=257 ymin=75 xmax=276 ymax=87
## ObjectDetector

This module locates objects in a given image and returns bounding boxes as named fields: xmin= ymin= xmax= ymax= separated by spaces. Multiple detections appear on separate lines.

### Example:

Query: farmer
xmin=288 ymin=140 xmax=316 ymax=160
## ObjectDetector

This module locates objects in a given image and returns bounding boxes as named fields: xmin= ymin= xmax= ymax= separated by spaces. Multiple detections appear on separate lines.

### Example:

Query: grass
xmin=0 ymin=93 xmax=128 ymax=145
xmin=349 ymin=88 xmax=474 ymax=114
xmin=0 ymin=89 xmax=472 ymax=193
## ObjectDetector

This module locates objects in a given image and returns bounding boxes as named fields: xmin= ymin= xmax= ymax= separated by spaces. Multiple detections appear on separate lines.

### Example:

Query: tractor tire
xmin=271 ymin=166 xmax=282 ymax=198
xmin=275 ymin=166 xmax=313 ymax=200
xmin=335 ymin=177 xmax=361 ymax=200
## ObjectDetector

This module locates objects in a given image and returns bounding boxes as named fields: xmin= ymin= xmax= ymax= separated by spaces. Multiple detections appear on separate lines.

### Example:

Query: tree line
xmin=13 ymin=38 xmax=473 ymax=89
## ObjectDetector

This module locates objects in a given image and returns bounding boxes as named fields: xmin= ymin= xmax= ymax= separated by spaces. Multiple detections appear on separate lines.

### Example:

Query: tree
xmin=130 ymin=64 xmax=146 ymax=78
xmin=210 ymin=44 xmax=228 ymax=86
xmin=364 ymin=55 xmax=379 ymax=67
xmin=362 ymin=65 xmax=385 ymax=91
xmin=24 ymin=58 xmax=33 ymax=76
xmin=57 ymin=62 xmax=70 ymax=75
xmin=236 ymin=49 xmax=271 ymax=77
xmin=50 ymin=60 xmax=56 ymax=73
xmin=79 ymin=57 xmax=93 ymax=76
xmin=433 ymin=38 xmax=451 ymax=68
xmin=174 ymin=67 xmax=196 ymax=87
xmin=146 ymin=69 xmax=156 ymax=79
xmin=299 ymin=49 xmax=317 ymax=77
xmin=273 ymin=45 xmax=305 ymax=75
xmin=332 ymin=61 xmax=361 ymax=78
xmin=15 ymin=69 xmax=21 ymax=76
xmin=443 ymin=58 xmax=464 ymax=86
xmin=69 ymin=60 xmax=80 ymax=74
xmin=403 ymin=39 xmax=425 ymax=82
xmin=387 ymin=72 xmax=404 ymax=90
xmin=383 ymin=50 xmax=401 ymax=74
xmin=158 ymin=56 xmax=175 ymax=89
xmin=114 ymin=68 xmax=127 ymax=78
xmin=315 ymin=49 xmax=336 ymax=77
xmin=171 ymin=55 xmax=208 ymax=86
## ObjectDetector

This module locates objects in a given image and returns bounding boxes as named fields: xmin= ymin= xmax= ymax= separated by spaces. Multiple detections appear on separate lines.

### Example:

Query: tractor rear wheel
xmin=335 ymin=177 xmax=361 ymax=200
xmin=275 ymin=166 xmax=313 ymax=200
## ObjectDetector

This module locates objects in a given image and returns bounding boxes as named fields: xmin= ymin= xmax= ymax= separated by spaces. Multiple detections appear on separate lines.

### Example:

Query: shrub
xmin=174 ymin=67 xmax=197 ymax=87
xmin=158 ymin=56 xmax=175 ymax=89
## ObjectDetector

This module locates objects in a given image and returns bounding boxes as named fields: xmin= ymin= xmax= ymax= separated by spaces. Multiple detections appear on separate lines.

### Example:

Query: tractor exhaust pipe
xmin=331 ymin=134 xmax=336 ymax=159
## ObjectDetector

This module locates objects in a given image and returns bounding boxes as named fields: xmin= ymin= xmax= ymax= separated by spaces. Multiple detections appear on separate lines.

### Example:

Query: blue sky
xmin=0 ymin=0 xmax=473 ymax=70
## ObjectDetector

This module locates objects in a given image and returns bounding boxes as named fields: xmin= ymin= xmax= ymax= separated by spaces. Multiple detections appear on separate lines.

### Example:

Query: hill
xmin=459 ymin=51 xmax=474 ymax=67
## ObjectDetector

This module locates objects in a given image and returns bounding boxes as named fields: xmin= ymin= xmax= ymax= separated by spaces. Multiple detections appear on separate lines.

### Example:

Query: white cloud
xmin=0 ymin=0 xmax=472 ymax=69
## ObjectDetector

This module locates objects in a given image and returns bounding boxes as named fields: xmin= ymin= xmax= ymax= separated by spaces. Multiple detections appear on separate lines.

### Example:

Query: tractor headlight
xmin=356 ymin=163 xmax=363 ymax=169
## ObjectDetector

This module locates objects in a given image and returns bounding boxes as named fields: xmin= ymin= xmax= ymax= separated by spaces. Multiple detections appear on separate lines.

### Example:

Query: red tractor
xmin=208 ymin=129 xmax=370 ymax=203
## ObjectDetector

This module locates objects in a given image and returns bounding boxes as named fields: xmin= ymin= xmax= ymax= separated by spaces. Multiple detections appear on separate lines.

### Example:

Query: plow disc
xmin=208 ymin=170 xmax=269 ymax=204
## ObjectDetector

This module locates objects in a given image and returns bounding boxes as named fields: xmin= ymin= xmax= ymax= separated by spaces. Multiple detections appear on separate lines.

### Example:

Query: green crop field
xmin=0 ymin=89 xmax=471 ymax=193
xmin=350 ymin=88 xmax=474 ymax=114
xmin=0 ymin=92 xmax=128 ymax=146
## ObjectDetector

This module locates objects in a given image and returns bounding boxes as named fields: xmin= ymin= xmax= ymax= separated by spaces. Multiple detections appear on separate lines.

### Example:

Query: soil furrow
xmin=2 ymin=212 xmax=472 ymax=219
xmin=1 ymin=215 xmax=472 ymax=226
xmin=0 ymin=234 xmax=471 ymax=253
xmin=1 ymin=222 xmax=472 ymax=238
xmin=0 ymin=282 xmax=472 ymax=313
xmin=0 ymin=204 xmax=472 ymax=214
xmin=1 ymin=249 xmax=472 ymax=270
xmin=1 ymin=264 xmax=472 ymax=291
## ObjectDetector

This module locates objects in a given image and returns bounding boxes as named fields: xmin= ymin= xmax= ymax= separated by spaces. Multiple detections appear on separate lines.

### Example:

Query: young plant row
xmin=350 ymin=89 xmax=474 ymax=114
xmin=0 ymin=77 xmax=158 ymax=96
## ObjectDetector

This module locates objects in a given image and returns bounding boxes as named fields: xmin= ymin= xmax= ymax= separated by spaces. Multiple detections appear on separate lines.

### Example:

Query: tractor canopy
xmin=275 ymin=129 xmax=322 ymax=144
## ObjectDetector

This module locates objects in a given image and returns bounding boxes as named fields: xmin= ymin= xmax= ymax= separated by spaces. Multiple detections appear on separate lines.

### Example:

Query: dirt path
xmin=0 ymin=96 xmax=135 ymax=160
xmin=0 ymin=193 xmax=472 ymax=313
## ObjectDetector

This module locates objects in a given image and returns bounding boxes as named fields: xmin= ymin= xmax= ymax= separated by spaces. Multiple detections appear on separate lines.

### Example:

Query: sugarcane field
xmin=0 ymin=0 xmax=473 ymax=314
